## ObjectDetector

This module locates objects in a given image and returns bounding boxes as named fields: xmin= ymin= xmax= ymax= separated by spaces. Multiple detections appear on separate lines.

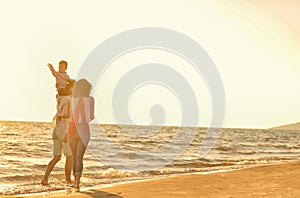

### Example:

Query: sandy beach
xmin=13 ymin=160 xmax=298 ymax=198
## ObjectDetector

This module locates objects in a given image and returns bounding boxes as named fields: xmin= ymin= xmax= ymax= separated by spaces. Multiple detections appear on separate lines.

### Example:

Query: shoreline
xmin=6 ymin=160 xmax=300 ymax=198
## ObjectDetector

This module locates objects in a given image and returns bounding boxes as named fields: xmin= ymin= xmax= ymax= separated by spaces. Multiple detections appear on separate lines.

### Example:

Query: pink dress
xmin=68 ymin=97 xmax=92 ymax=146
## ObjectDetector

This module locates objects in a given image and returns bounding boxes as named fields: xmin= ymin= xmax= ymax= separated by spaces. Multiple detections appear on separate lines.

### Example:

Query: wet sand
xmin=11 ymin=161 xmax=300 ymax=198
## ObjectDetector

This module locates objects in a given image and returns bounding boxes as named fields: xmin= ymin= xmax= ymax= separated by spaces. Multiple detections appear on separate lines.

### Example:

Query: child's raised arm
xmin=48 ymin=63 xmax=57 ymax=77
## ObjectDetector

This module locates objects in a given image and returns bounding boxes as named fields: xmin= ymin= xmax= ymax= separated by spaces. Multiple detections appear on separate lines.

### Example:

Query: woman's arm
xmin=90 ymin=96 xmax=95 ymax=121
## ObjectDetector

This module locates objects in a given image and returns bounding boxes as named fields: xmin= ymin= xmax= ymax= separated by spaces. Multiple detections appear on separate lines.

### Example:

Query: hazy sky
xmin=0 ymin=0 xmax=299 ymax=128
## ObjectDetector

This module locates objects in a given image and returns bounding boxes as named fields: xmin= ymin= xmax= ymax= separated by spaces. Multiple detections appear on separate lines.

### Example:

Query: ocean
xmin=0 ymin=121 xmax=299 ymax=195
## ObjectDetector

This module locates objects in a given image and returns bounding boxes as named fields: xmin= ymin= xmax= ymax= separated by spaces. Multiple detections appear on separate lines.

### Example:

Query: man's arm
xmin=48 ymin=63 xmax=57 ymax=77
xmin=57 ymin=99 xmax=71 ymax=120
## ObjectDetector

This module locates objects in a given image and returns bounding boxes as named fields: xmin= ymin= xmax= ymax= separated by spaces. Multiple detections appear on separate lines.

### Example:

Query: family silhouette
xmin=42 ymin=61 xmax=94 ymax=192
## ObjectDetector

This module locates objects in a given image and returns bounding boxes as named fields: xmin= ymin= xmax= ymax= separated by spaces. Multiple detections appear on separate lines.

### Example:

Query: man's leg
xmin=41 ymin=155 xmax=61 ymax=185
xmin=62 ymin=138 xmax=73 ymax=184
xmin=41 ymin=138 xmax=63 ymax=185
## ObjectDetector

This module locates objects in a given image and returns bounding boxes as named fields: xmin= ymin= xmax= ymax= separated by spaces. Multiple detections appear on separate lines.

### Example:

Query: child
xmin=48 ymin=60 xmax=72 ymax=96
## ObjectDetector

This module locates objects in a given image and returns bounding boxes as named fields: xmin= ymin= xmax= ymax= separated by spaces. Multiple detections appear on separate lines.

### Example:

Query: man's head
xmin=58 ymin=60 xmax=68 ymax=72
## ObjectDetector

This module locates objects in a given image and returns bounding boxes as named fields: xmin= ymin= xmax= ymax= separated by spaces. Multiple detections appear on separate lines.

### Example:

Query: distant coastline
xmin=270 ymin=122 xmax=300 ymax=130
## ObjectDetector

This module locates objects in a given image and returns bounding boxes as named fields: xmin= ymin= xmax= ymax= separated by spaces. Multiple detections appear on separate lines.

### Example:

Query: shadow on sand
xmin=78 ymin=189 xmax=123 ymax=198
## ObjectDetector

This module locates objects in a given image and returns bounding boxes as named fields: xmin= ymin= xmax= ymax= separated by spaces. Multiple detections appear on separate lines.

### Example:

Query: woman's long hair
xmin=72 ymin=79 xmax=92 ymax=97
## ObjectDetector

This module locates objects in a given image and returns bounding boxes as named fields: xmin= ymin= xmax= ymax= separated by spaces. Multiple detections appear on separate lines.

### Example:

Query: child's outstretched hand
xmin=48 ymin=63 xmax=56 ymax=77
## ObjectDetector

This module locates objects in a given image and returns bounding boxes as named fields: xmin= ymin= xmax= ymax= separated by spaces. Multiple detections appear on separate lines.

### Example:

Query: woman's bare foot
xmin=74 ymin=178 xmax=80 ymax=192
xmin=74 ymin=176 xmax=80 ymax=189
xmin=74 ymin=187 xmax=80 ymax=192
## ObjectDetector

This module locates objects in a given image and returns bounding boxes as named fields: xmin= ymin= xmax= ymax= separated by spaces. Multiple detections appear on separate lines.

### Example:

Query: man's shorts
xmin=52 ymin=126 xmax=72 ymax=156
xmin=53 ymin=139 xmax=72 ymax=156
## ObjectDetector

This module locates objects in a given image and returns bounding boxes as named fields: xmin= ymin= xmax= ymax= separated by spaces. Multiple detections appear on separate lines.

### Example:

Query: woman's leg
xmin=75 ymin=139 xmax=86 ymax=176
xmin=64 ymin=155 xmax=72 ymax=183
xmin=68 ymin=135 xmax=78 ymax=180
xmin=74 ymin=138 xmax=86 ymax=188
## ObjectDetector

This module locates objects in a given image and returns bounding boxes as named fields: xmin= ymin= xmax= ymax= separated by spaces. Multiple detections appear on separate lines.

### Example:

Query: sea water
xmin=0 ymin=121 xmax=299 ymax=195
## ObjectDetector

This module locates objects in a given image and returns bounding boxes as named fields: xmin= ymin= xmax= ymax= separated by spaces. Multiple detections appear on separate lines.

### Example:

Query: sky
xmin=0 ymin=0 xmax=299 ymax=129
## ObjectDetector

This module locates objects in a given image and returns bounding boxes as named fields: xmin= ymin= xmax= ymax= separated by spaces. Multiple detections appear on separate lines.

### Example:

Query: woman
xmin=68 ymin=79 xmax=94 ymax=191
